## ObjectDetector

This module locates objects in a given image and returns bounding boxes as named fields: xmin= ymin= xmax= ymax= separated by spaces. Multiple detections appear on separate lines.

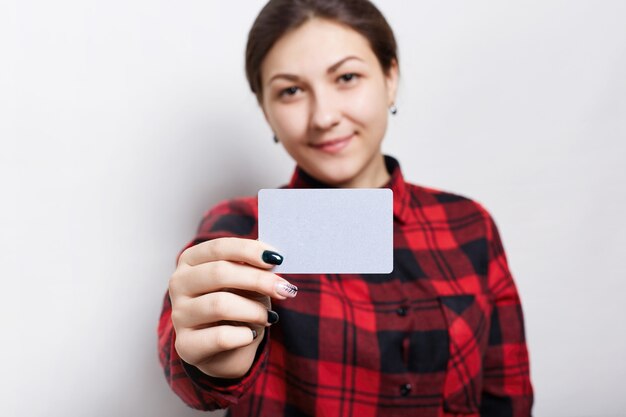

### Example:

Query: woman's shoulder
xmin=405 ymin=181 xmax=494 ymax=223
xmin=194 ymin=195 xmax=259 ymax=240
xmin=201 ymin=195 xmax=258 ymax=218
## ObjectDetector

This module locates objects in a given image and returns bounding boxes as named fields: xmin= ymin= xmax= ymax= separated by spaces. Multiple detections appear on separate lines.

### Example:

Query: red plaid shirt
xmin=157 ymin=156 xmax=533 ymax=416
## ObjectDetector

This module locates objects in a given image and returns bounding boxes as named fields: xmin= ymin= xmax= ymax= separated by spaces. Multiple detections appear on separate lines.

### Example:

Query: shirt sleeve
xmin=478 ymin=207 xmax=534 ymax=417
xmin=156 ymin=199 xmax=270 ymax=410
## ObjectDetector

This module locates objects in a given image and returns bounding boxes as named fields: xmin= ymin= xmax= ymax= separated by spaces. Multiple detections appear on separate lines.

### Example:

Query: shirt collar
xmin=286 ymin=155 xmax=413 ymax=224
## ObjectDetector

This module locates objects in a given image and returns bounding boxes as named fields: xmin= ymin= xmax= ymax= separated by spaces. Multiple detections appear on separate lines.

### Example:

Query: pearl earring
xmin=389 ymin=104 xmax=398 ymax=115
xmin=273 ymin=135 xmax=279 ymax=143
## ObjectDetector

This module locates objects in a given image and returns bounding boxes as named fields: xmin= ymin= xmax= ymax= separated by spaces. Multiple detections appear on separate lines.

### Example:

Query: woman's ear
xmin=260 ymin=99 xmax=279 ymax=142
xmin=259 ymin=93 xmax=271 ymax=124
xmin=385 ymin=59 xmax=399 ymax=107
xmin=260 ymin=103 xmax=274 ymax=132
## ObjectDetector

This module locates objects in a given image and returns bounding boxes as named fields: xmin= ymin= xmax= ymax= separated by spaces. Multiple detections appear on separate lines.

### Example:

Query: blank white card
xmin=258 ymin=188 xmax=393 ymax=274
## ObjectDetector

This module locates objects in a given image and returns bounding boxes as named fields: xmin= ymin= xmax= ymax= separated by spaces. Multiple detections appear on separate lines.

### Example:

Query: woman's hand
xmin=168 ymin=237 xmax=297 ymax=379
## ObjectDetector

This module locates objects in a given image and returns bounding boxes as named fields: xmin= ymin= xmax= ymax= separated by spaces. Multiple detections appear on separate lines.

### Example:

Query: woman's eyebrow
xmin=268 ymin=73 xmax=300 ymax=84
xmin=327 ymin=55 xmax=364 ymax=73
xmin=267 ymin=56 xmax=364 ymax=85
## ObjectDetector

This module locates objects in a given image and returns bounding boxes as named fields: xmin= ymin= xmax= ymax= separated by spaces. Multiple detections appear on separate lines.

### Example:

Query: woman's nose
xmin=309 ymin=90 xmax=340 ymax=130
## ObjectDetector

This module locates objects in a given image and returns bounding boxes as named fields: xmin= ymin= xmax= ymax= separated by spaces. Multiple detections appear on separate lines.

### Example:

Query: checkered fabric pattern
xmin=157 ymin=156 xmax=533 ymax=416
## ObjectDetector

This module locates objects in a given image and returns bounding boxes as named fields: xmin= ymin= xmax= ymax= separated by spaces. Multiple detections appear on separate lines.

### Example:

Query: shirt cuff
xmin=180 ymin=329 xmax=270 ymax=408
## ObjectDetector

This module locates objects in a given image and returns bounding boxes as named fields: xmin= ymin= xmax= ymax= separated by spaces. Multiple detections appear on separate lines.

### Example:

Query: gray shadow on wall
xmin=178 ymin=115 xmax=291 ymax=217
xmin=132 ymin=115 xmax=277 ymax=417
xmin=154 ymin=110 xmax=294 ymax=231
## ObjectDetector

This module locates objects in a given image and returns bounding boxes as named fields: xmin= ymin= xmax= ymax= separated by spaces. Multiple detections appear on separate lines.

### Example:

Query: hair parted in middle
xmin=245 ymin=0 xmax=399 ymax=103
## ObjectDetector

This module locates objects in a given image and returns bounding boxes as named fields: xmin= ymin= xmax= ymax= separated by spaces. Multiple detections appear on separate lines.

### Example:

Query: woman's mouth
xmin=310 ymin=134 xmax=353 ymax=154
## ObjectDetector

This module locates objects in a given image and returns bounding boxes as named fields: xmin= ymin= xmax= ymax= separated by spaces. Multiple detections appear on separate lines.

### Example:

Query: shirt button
xmin=400 ymin=383 xmax=412 ymax=397
xmin=396 ymin=306 xmax=408 ymax=316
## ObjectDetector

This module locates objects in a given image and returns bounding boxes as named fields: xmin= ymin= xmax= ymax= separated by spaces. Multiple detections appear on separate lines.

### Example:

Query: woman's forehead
xmin=261 ymin=18 xmax=377 ymax=80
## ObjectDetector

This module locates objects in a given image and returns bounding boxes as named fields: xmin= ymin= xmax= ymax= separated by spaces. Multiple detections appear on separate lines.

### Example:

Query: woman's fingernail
xmin=262 ymin=250 xmax=283 ymax=265
xmin=275 ymin=281 xmax=298 ymax=298
xmin=267 ymin=310 xmax=280 ymax=324
xmin=251 ymin=329 xmax=258 ymax=339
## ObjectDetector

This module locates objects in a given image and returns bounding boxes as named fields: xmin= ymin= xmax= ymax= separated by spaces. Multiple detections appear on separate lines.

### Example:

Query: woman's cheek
xmin=274 ymin=104 xmax=309 ymax=142
xmin=349 ymin=87 xmax=388 ymax=134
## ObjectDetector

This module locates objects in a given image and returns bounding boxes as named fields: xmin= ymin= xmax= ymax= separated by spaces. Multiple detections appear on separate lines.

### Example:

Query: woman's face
xmin=260 ymin=18 xmax=398 ymax=188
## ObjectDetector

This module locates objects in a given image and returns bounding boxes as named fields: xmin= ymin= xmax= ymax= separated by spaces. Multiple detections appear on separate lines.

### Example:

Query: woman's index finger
xmin=178 ymin=237 xmax=283 ymax=269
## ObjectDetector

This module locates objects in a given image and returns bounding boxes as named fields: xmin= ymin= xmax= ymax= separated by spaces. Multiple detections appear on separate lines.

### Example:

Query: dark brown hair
xmin=245 ymin=0 xmax=399 ymax=103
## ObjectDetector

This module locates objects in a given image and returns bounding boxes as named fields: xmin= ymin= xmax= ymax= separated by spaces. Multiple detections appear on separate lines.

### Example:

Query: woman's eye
xmin=280 ymin=86 xmax=301 ymax=97
xmin=339 ymin=73 xmax=359 ymax=83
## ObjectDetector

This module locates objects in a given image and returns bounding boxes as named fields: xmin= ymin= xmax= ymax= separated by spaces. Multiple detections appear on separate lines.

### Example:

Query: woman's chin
xmin=307 ymin=165 xmax=360 ymax=187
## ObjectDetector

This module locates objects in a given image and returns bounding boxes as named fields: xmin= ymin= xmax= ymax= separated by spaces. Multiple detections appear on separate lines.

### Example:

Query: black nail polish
xmin=267 ymin=310 xmax=280 ymax=324
xmin=262 ymin=250 xmax=283 ymax=265
xmin=251 ymin=329 xmax=258 ymax=339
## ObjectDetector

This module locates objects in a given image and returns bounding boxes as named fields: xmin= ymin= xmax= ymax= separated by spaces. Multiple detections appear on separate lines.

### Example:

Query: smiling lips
xmin=311 ymin=133 xmax=354 ymax=154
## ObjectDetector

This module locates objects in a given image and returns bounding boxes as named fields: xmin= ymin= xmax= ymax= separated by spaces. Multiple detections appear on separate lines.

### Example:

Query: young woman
xmin=158 ymin=1 xmax=533 ymax=416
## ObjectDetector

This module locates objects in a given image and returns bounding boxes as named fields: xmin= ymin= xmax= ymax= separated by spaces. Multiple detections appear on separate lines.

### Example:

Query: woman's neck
xmin=337 ymin=153 xmax=390 ymax=189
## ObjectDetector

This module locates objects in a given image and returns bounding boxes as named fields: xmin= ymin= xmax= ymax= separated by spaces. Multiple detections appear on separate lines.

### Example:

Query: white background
xmin=2 ymin=1 xmax=625 ymax=416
